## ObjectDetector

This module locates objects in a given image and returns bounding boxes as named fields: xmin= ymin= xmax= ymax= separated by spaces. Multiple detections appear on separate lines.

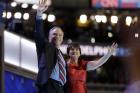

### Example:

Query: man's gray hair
xmin=49 ymin=26 xmax=63 ymax=35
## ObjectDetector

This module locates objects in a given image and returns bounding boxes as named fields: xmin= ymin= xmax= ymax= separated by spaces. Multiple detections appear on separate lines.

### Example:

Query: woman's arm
xmin=87 ymin=43 xmax=118 ymax=71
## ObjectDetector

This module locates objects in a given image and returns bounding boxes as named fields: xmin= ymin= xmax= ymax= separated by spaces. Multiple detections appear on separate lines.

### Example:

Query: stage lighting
xmin=108 ymin=32 xmax=113 ymax=38
xmin=14 ymin=12 xmax=22 ymax=19
xmin=2 ymin=12 xmax=6 ymax=18
xmin=11 ymin=2 xmax=17 ymax=7
xmin=79 ymin=14 xmax=87 ymax=24
xmin=101 ymin=15 xmax=107 ymax=23
xmin=126 ymin=16 xmax=132 ymax=26
xmin=111 ymin=15 xmax=118 ymax=24
xmin=3 ymin=12 xmax=12 ymax=19
xmin=90 ymin=15 xmax=95 ymax=21
xmin=48 ymin=14 xmax=55 ymax=22
xmin=91 ymin=37 xmax=95 ymax=43
xmin=42 ymin=13 xmax=47 ymax=20
xmin=7 ymin=12 xmax=12 ymax=19
xmin=23 ymin=13 xmax=29 ymax=20
xmin=32 ymin=4 xmax=38 ymax=9
xmin=95 ymin=15 xmax=102 ymax=23
xmin=135 ymin=33 xmax=139 ymax=38
xmin=21 ymin=3 xmax=28 ymax=8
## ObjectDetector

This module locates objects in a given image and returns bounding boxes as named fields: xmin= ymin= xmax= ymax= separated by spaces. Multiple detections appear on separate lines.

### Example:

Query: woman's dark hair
xmin=67 ymin=42 xmax=81 ymax=55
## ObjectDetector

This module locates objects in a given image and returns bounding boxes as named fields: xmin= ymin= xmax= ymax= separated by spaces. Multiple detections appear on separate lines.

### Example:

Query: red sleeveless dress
xmin=67 ymin=60 xmax=88 ymax=93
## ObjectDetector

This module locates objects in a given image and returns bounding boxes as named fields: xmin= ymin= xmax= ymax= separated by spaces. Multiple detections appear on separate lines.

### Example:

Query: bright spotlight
xmin=11 ymin=2 xmax=17 ymax=7
xmin=79 ymin=14 xmax=87 ymax=24
xmin=108 ymin=32 xmax=113 ymax=38
xmin=135 ymin=33 xmax=139 ymax=38
xmin=101 ymin=15 xmax=107 ymax=23
xmin=23 ymin=13 xmax=29 ymax=20
xmin=42 ymin=13 xmax=47 ymax=20
xmin=67 ymin=39 xmax=72 ymax=44
xmin=7 ymin=12 xmax=12 ymax=19
xmin=2 ymin=12 xmax=6 ymax=18
xmin=32 ymin=4 xmax=38 ymax=10
xmin=91 ymin=37 xmax=95 ymax=43
xmin=21 ymin=3 xmax=28 ymax=8
xmin=47 ymin=14 xmax=56 ymax=22
xmin=111 ymin=16 xmax=118 ymax=24
xmin=90 ymin=15 xmax=95 ymax=21
xmin=133 ymin=16 xmax=138 ymax=23
xmin=95 ymin=15 xmax=102 ymax=23
xmin=3 ymin=12 xmax=12 ymax=19
xmin=126 ymin=16 xmax=132 ymax=26
xmin=14 ymin=12 xmax=22 ymax=19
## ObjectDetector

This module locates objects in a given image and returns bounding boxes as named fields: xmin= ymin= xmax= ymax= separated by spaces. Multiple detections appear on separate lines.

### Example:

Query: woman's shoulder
xmin=78 ymin=59 xmax=88 ymax=69
xmin=79 ymin=59 xmax=88 ymax=65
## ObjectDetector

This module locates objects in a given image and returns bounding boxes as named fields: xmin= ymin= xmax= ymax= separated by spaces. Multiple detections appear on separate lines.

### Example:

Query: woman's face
xmin=69 ymin=47 xmax=81 ymax=59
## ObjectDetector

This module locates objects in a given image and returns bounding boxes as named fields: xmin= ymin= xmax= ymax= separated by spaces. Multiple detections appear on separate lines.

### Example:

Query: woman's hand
xmin=108 ymin=42 xmax=118 ymax=55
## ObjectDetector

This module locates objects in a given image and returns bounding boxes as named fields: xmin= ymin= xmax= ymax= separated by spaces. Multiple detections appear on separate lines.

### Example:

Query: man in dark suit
xmin=35 ymin=0 xmax=66 ymax=93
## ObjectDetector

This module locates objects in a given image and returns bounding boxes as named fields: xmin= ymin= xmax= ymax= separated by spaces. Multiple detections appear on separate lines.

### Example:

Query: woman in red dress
xmin=66 ymin=42 xmax=118 ymax=93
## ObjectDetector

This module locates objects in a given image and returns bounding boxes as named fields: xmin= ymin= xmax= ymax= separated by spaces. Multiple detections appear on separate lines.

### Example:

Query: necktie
xmin=58 ymin=50 xmax=66 ymax=85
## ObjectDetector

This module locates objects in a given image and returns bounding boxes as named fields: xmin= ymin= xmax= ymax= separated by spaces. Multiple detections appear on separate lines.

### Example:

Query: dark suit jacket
xmin=34 ymin=18 xmax=59 ymax=86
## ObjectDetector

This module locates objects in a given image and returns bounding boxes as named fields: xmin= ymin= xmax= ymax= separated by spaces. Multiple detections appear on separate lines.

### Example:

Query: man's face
xmin=49 ymin=27 xmax=64 ymax=47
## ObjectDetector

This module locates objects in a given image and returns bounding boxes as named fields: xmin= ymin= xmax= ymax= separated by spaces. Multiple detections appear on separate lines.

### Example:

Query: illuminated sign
xmin=91 ymin=0 xmax=140 ymax=8
xmin=15 ymin=0 xmax=38 ymax=4
xmin=121 ymin=0 xmax=140 ymax=8
xmin=14 ymin=0 xmax=51 ymax=5
xmin=91 ymin=0 xmax=119 ymax=8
